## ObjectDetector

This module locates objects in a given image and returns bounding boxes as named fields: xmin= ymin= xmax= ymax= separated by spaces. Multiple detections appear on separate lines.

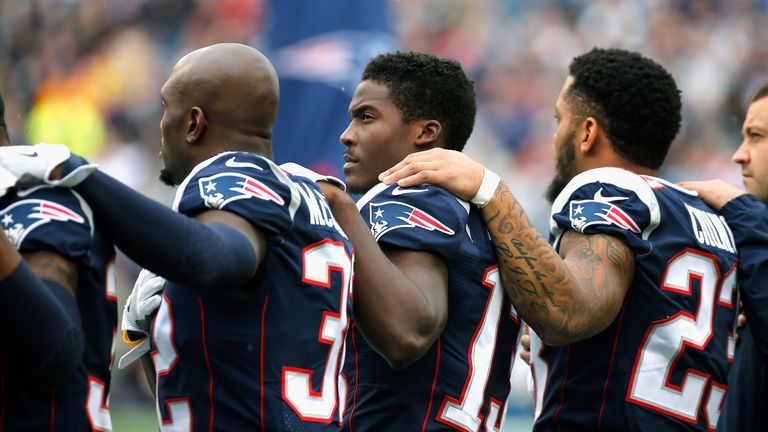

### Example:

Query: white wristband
xmin=471 ymin=167 xmax=501 ymax=208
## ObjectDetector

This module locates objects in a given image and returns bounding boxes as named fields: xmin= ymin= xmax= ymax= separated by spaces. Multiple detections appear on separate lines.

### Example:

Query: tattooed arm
xmin=23 ymin=250 xmax=79 ymax=297
xmin=485 ymin=182 xmax=634 ymax=344
xmin=380 ymin=148 xmax=635 ymax=345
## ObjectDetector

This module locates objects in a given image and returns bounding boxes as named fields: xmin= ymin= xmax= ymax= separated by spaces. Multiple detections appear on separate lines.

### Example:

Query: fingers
xmin=519 ymin=347 xmax=531 ymax=365
xmin=738 ymin=313 xmax=747 ymax=328
xmin=519 ymin=325 xmax=531 ymax=366
xmin=379 ymin=149 xmax=445 ymax=184
xmin=380 ymin=161 xmax=439 ymax=187
xmin=144 ymin=277 xmax=166 ymax=296
xmin=139 ymin=294 xmax=162 ymax=316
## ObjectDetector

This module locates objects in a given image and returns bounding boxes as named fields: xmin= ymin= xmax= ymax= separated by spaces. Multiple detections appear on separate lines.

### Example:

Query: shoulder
xmin=550 ymin=168 xmax=661 ymax=244
xmin=2 ymin=187 xmax=92 ymax=256
xmin=172 ymin=152 xmax=313 ymax=234
xmin=356 ymin=182 xmax=467 ymax=243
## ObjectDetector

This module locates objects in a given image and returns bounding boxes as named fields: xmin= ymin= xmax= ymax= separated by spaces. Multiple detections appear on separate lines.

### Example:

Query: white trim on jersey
xmin=356 ymin=182 xmax=390 ymax=211
xmin=549 ymin=167 xmax=661 ymax=246
xmin=172 ymin=151 xmax=304 ymax=223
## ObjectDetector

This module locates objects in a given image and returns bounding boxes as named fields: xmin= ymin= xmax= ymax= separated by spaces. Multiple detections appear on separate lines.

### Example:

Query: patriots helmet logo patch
xmin=1 ymin=199 xmax=85 ymax=248
xmin=368 ymin=201 xmax=454 ymax=240
xmin=569 ymin=188 xmax=640 ymax=233
xmin=198 ymin=172 xmax=284 ymax=209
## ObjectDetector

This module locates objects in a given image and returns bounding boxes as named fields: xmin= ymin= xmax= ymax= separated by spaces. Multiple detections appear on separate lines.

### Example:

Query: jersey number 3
xmin=283 ymin=240 xmax=353 ymax=422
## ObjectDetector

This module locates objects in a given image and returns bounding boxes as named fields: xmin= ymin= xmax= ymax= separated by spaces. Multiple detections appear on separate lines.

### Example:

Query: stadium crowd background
xmin=2 ymin=0 xmax=767 ymax=429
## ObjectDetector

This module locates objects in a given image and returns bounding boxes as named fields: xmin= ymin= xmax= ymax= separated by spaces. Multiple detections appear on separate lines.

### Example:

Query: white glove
xmin=280 ymin=162 xmax=346 ymax=191
xmin=0 ymin=143 xmax=97 ymax=189
xmin=0 ymin=165 xmax=17 ymax=198
xmin=118 ymin=269 xmax=165 ymax=369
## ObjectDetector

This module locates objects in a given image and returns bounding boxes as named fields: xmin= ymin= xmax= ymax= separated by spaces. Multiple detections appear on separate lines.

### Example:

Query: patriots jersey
xmin=529 ymin=168 xmax=739 ymax=431
xmin=342 ymin=183 xmax=521 ymax=431
xmin=0 ymin=187 xmax=117 ymax=431
xmin=150 ymin=152 xmax=354 ymax=430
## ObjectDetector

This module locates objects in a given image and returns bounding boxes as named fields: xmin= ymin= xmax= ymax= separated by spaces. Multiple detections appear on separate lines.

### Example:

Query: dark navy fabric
xmin=342 ymin=183 xmax=521 ymax=431
xmin=716 ymin=194 xmax=768 ymax=431
xmin=531 ymin=168 xmax=739 ymax=431
xmin=152 ymin=152 xmax=354 ymax=430
xmin=0 ymin=186 xmax=117 ymax=431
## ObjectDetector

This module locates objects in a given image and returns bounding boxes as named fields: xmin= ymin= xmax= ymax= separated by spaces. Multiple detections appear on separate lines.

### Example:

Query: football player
xmin=0 ymin=43 xmax=353 ymax=430
xmin=382 ymin=48 xmax=739 ymax=431
xmin=679 ymin=80 xmax=768 ymax=432
xmin=0 ymin=91 xmax=117 ymax=431
xmin=320 ymin=52 xmax=521 ymax=431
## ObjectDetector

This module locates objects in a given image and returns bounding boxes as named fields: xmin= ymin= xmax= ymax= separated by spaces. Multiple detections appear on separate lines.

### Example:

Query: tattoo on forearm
xmin=483 ymin=183 xmax=634 ymax=341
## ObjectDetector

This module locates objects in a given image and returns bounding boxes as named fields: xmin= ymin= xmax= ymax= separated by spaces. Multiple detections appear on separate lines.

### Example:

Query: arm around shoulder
xmin=320 ymin=183 xmax=449 ymax=369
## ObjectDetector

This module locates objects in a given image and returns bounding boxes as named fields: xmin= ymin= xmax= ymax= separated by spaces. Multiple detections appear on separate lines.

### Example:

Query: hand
xmin=519 ymin=325 xmax=531 ymax=365
xmin=122 ymin=269 xmax=165 ymax=344
xmin=0 ymin=166 xmax=17 ymax=198
xmin=0 ymin=143 xmax=96 ymax=189
xmin=378 ymin=148 xmax=485 ymax=201
xmin=279 ymin=162 xmax=346 ymax=191
xmin=677 ymin=179 xmax=745 ymax=211
xmin=317 ymin=181 xmax=352 ymax=209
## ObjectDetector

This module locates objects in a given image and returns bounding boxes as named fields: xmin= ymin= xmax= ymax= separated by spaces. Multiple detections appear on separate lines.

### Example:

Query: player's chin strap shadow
xmin=118 ymin=338 xmax=151 ymax=369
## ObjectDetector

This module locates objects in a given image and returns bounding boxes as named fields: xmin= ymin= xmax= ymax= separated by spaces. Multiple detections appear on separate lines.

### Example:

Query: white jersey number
xmin=627 ymin=249 xmax=731 ymax=426
xmin=282 ymin=240 xmax=353 ymax=422
xmin=437 ymin=266 xmax=510 ymax=432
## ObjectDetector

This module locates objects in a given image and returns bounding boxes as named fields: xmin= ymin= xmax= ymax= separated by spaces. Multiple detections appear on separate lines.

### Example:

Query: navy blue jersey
xmin=714 ymin=195 xmax=768 ymax=431
xmin=0 ymin=187 xmax=117 ymax=431
xmin=149 ymin=153 xmax=354 ymax=431
xmin=530 ymin=168 xmax=739 ymax=431
xmin=342 ymin=183 xmax=521 ymax=432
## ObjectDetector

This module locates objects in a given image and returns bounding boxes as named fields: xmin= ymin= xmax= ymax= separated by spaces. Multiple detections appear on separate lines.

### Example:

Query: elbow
xmin=527 ymin=320 xmax=597 ymax=346
xmin=381 ymin=334 xmax=435 ymax=370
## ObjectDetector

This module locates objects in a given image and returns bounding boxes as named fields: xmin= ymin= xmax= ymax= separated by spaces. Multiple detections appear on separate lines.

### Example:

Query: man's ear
xmin=186 ymin=107 xmax=206 ymax=144
xmin=414 ymin=119 xmax=442 ymax=149
xmin=579 ymin=116 xmax=600 ymax=154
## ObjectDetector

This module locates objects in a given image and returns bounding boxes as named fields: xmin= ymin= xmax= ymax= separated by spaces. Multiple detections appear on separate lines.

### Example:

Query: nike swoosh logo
xmin=592 ymin=187 xmax=627 ymax=203
xmin=225 ymin=156 xmax=263 ymax=171
xmin=392 ymin=186 xmax=428 ymax=196
xmin=18 ymin=151 xmax=38 ymax=157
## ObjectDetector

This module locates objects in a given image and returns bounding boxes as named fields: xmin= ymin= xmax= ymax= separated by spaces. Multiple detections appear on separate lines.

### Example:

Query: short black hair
xmin=362 ymin=51 xmax=476 ymax=152
xmin=567 ymin=48 xmax=682 ymax=169
xmin=749 ymin=80 xmax=768 ymax=105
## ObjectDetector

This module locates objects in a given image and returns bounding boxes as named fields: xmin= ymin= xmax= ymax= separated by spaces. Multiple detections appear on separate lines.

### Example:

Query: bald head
xmin=158 ymin=44 xmax=281 ymax=185
xmin=164 ymin=43 xmax=279 ymax=141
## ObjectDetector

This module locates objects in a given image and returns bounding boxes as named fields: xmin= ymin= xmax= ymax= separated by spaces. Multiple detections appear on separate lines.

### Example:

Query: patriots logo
xmin=569 ymin=188 xmax=640 ymax=233
xmin=198 ymin=172 xmax=284 ymax=209
xmin=368 ymin=201 xmax=455 ymax=240
xmin=1 ymin=199 xmax=85 ymax=248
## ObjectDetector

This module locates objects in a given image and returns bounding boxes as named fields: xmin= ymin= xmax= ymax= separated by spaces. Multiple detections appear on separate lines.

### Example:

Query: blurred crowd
xmin=2 ymin=0 xmax=768 ymax=418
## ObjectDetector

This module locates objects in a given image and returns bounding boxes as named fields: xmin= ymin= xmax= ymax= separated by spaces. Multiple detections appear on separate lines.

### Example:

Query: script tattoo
xmin=484 ymin=183 xmax=634 ymax=343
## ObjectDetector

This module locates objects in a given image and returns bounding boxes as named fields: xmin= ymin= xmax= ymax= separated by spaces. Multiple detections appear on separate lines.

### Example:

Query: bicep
xmin=559 ymin=230 xmax=634 ymax=332
xmin=22 ymin=250 xmax=79 ymax=297
xmin=382 ymin=246 xmax=450 ymax=331
xmin=194 ymin=209 xmax=267 ymax=268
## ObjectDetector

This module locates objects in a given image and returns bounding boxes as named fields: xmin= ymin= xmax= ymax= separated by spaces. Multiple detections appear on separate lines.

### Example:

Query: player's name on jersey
xmin=297 ymin=182 xmax=341 ymax=230
xmin=685 ymin=203 xmax=737 ymax=253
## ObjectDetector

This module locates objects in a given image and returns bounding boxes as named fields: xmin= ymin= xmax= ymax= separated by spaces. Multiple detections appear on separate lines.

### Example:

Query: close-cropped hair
xmin=362 ymin=51 xmax=476 ymax=152
xmin=567 ymin=48 xmax=682 ymax=169
xmin=749 ymin=80 xmax=768 ymax=105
